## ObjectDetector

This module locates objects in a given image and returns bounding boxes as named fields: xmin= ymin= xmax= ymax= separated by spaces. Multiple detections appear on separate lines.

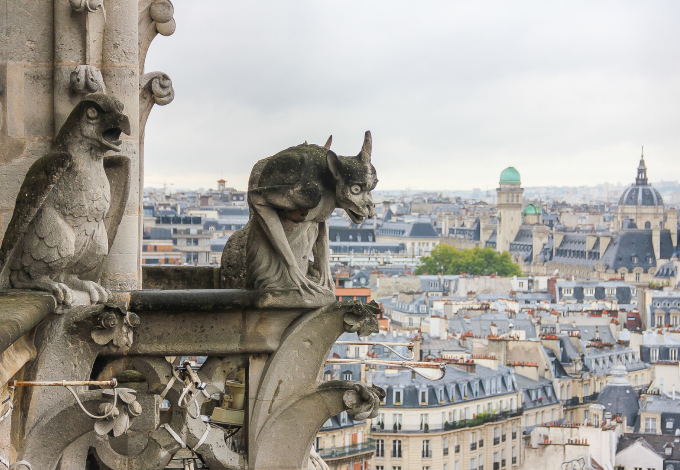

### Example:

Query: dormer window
xmin=420 ymin=305 xmax=427 ymax=313
xmin=584 ymin=288 xmax=595 ymax=296
xmin=394 ymin=389 xmax=402 ymax=405
xmin=421 ymin=389 xmax=428 ymax=405
xmin=632 ymin=256 xmax=638 ymax=264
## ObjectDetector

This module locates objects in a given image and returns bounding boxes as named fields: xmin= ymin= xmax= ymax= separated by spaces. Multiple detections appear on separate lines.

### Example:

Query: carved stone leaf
xmin=128 ymin=400 xmax=142 ymax=417
xmin=117 ymin=389 xmax=136 ymax=404
xmin=94 ymin=419 xmax=115 ymax=436
xmin=112 ymin=412 xmax=129 ymax=437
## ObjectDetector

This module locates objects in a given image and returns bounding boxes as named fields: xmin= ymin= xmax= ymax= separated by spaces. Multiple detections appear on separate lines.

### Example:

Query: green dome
xmin=500 ymin=167 xmax=521 ymax=184
xmin=523 ymin=204 xmax=541 ymax=215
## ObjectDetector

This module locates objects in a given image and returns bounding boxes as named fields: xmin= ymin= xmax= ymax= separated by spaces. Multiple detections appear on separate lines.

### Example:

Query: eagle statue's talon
xmin=64 ymin=276 xmax=110 ymax=304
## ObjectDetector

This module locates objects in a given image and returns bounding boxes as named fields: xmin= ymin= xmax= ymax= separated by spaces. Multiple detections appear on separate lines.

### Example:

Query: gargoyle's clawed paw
xmin=82 ymin=281 xmax=110 ymax=304
xmin=50 ymin=282 xmax=74 ymax=306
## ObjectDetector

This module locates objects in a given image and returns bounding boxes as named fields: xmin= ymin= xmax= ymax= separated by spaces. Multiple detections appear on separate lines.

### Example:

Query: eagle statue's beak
xmin=100 ymin=110 xmax=131 ymax=152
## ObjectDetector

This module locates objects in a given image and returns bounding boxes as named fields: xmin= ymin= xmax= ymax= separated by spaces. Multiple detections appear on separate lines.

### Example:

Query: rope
xmin=8 ymin=461 xmax=31 ymax=470
xmin=162 ymin=424 xmax=211 ymax=452
xmin=64 ymin=386 xmax=118 ymax=420
xmin=163 ymin=424 xmax=186 ymax=449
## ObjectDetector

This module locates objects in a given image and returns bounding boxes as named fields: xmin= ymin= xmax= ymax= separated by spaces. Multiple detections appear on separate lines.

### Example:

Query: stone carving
xmin=139 ymin=0 xmax=176 ymax=73
xmin=344 ymin=300 xmax=381 ymax=336
xmin=221 ymin=132 xmax=377 ymax=304
xmin=70 ymin=65 xmax=106 ymax=94
xmin=93 ymin=388 xmax=142 ymax=437
xmin=0 ymin=94 xmax=131 ymax=306
xmin=69 ymin=0 xmax=105 ymax=16
xmin=342 ymin=382 xmax=385 ymax=420
xmin=91 ymin=304 xmax=140 ymax=349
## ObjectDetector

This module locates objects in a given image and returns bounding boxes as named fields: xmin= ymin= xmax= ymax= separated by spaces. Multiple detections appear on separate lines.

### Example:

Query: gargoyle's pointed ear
xmin=358 ymin=130 xmax=372 ymax=163
xmin=327 ymin=150 xmax=341 ymax=180
xmin=324 ymin=135 xmax=332 ymax=149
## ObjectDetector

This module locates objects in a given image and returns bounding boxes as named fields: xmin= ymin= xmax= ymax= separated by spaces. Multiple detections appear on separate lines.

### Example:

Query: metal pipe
xmin=336 ymin=341 xmax=414 ymax=348
xmin=327 ymin=359 xmax=440 ymax=368
xmin=8 ymin=379 xmax=117 ymax=387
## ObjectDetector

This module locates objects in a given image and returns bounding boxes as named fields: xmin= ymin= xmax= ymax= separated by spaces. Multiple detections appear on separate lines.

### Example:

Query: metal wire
xmin=335 ymin=341 xmax=416 ymax=360
xmin=326 ymin=358 xmax=447 ymax=381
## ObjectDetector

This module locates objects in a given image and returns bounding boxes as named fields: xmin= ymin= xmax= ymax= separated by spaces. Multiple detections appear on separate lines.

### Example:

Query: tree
xmin=415 ymin=245 xmax=522 ymax=277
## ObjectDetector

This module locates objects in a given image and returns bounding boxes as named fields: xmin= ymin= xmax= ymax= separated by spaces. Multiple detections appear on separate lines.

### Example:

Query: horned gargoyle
xmin=222 ymin=132 xmax=377 ymax=302
xmin=0 ymin=93 xmax=130 ymax=306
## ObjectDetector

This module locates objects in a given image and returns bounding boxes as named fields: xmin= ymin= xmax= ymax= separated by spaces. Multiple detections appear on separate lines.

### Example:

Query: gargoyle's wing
xmin=80 ymin=155 xmax=130 ymax=283
xmin=0 ymin=152 xmax=73 ymax=287
xmin=102 ymin=155 xmax=130 ymax=250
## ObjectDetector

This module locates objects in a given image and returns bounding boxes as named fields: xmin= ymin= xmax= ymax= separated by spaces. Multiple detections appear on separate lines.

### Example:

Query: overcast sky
xmin=143 ymin=0 xmax=680 ymax=192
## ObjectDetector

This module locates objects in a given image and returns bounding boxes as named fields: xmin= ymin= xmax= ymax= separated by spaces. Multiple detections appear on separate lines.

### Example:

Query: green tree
xmin=415 ymin=245 xmax=522 ymax=277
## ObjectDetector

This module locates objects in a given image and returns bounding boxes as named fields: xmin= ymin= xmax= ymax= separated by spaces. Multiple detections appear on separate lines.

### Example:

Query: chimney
xmin=547 ymin=278 xmax=557 ymax=300
xmin=652 ymin=227 xmax=661 ymax=262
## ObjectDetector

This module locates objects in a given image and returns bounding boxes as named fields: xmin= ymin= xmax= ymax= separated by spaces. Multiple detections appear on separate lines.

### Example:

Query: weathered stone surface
xmin=0 ymin=94 xmax=131 ymax=306
xmin=0 ymin=291 xmax=55 ymax=353
xmin=221 ymin=132 xmax=378 ymax=305
xmin=142 ymin=265 xmax=219 ymax=289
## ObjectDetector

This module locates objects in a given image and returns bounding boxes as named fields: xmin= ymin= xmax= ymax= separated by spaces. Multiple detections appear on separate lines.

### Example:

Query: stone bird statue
xmin=0 ymin=93 xmax=131 ymax=306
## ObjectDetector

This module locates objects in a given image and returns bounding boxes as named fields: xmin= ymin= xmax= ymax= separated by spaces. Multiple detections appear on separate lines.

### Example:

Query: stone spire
xmin=636 ymin=147 xmax=648 ymax=186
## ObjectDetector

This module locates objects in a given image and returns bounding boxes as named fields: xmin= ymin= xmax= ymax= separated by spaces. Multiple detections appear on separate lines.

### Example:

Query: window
xmin=501 ymin=449 xmax=506 ymax=468
xmin=470 ymin=458 xmax=476 ymax=470
xmin=563 ymin=288 xmax=573 ymax=296
xmin=422 ymin=440 xmax=431 ymax=458
xmin=340 ymin=411 xmax=348 ymax=425
xmin=420 ymin=413 xmax=429 ymax=430
xmin=343 ymin=371 xmax=352 ymax=380
xmin=444 ymin=437 xmax=449 ymax=455
xmin=392 ymin=467 xmax=401 ymax=470
xmin=392 ymin=440 xmax=402 ymax=458
xmin=479 ymin=454 xmax=484 ymax=470
xmin=393 ymin=414 xmax=402 ymax=430
xmin=584 ymin=288 xmax=595 ymax=296
xmin=605 ymin=287 xmax=616 ymax=296
xmin=512 ymin=447 xmax=517 ymax=465
xmin=376 ymin=439 xmax=385 ymax=457
xmin=494 ymin=427 xmax=500 ymax=445
xmin=494 ymin=452 xmax=499 ymax=470
xmin=314 ymin=436 xmax=321 ymax=451
xmin=512 ymin=423 xmax=517 ymax=439
xmin=376 ymin=467 xmax=384 ymax=470
xmin=421 ymin=390 xmax=428 ymax=405
xmin=440 ymin=389 xmax=445 ymax=403
xmin=635 ymin=273 xmax=641 ymax=282
xmin=671 ymin=349 xmax=678 ymax=361
xmin=666 ymin=420 xmax=674 ymax=430
xmin=651 ymin=348 xmax=659 ymax=362
xmin=470 ymin=432 xmax=477 ymax=450
xmin=644 ymin=417 xmax=657 ymax=433
xmin=394 ymin=390 xmax=402 ymax=405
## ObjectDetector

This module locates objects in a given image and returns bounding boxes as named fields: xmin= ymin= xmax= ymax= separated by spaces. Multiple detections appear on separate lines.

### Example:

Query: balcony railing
xmin=502 ymin=434 xmax=506 ymax=442
xmin=479 ymin=439 xmax=484 ymax=448
xmin=443 ymin=409 xmax=524 ymax=431
xmin=493 ymin=437 xmax=500 ymax=445
xmin=512 ymin=457 xmax=517 ymax=465
xmin=494 ymin=463 xmax=500 ymax=470
xmin=561 ymin=397 xmax=579 ymax=407
xmin=422 ymin=450 xmax=432 ymax=458
xmin=444 ymin=448 xmax=449 ymax=456
xmin=318 ymin=438 xmax=376 ymax=460
xmin=470 ymin=443 xmax=477 ymax=451
xmin=582 ymin=392 xmax=599 ymax=404
xmin=455 ymin=445 xmax=460 ymax=453
xmin=502 ymin=459 xmax=506 ymax=467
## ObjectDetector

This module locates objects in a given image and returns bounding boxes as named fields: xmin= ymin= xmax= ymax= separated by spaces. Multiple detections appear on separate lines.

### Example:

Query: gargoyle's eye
xmin=350 ymin=185 xmax=362 ymax=195
xmin=86 ymin=107 xmax=99 ymax=119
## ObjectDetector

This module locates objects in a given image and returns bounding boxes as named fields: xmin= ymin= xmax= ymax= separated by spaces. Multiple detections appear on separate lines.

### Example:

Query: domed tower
xmin=615 ymin=151 xmax=665 ymax=232
xmin=496 ymin=167 xmax=523 ymax=252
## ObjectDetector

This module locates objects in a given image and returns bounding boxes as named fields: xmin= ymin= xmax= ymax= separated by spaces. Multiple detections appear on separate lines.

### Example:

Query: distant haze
xmin=144 ymin=0 xmax=680 ymax=192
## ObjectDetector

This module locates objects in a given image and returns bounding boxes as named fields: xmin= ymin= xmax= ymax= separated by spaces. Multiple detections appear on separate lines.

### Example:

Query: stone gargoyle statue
xmin=222 ymin=131 xmax=377 ymax=304
xmin=0 ymin=93 xmax=131 ymax=306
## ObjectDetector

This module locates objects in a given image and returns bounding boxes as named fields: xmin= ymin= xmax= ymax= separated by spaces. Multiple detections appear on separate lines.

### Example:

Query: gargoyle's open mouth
xmin=102 ymin=127 xmax=123 ymax=145
xmin=346 ymin=208 xmax=365 ymax=223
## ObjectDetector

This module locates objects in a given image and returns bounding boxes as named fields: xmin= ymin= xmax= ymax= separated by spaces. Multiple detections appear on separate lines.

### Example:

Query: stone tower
xmin=496 ymin=167 xmax=524 ymax=253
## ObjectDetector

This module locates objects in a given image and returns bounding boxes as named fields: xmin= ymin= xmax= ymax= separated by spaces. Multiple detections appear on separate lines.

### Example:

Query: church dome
xmin=618 ymin=156 xmax=663 ymax=207
xmin=522 ymin=204 xmax=541 ymax=215
xmin=619 ymin=185 xmax=663 ymax=207
xmin=500 ymin=167 xmax=521 ymax=185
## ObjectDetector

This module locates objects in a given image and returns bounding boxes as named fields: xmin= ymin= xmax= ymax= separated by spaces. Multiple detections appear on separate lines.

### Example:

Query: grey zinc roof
xmin=619 ymin=185 xmax=664 ymax=207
